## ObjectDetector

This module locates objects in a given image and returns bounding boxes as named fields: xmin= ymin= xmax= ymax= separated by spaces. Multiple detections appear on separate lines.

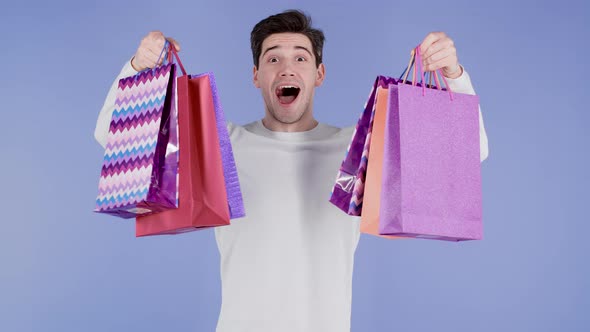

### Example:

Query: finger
xmin=143 ymin=33 xmax=166 ymax=56
xmin=424 ymin=54 xmax=454 ymax=72
xmin=167 ymin=37 xmax=181 ymax=52
xmin=147 ymin=31 xmax=166 ymax=45
xmin=423 ymin=53 xmax=456 ymax=72
xmin=422 ymin=38 xmax=453 ymax=63
xmin=143 ymin=31 xmax=165 ymax=55
xmin=419 ymin=31 xmax=446 ymax=56
xmin=150 ymin=37 xmax=167 ymax=55
xmin=423 ymin=46 xmax=456 ymax=68
xmin=146 ymin=45 xmax=161 ymax=60
xmin=139 ymin=47 xmax=163 ymax=68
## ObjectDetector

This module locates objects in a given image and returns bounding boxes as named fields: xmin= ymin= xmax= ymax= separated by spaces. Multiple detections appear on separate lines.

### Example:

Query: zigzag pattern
xmin=109 ymin=112 xmax=162 ymax=134
xmin=114 ymin=92 xmax=167 ymax=112
xmin=118 ymin=64 xmax=172 ymax=88
xmin=111 ymin=97 xmax=166 ymax=121
xmin=105 ymin=131 xmax=159 ymax=153
xmin=95 ymin=188 xmax=150 ymax=209
xmin=100 ymin=155 xmax=154 ymax=177
xmin=101 ymin=151 xmax=155 ymax=170
xmin=99 ymin=166 xmax=153 ymax=188
xmin=96 ymin=183 xmax=151 ymax=202
xmin=98 ymin=178 xmax=152 ymax=195
xmin=96 ymin=64 xmax=173 ymax=214
xmin=115 ymin=79 xmax=169 ymax=103
xmin=102 ymin=142 xmax=157 ymax=163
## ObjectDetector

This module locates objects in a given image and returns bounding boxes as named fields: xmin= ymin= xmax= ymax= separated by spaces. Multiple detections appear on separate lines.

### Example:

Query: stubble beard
xmin=265 ymin=99 xmax=311 ymax=125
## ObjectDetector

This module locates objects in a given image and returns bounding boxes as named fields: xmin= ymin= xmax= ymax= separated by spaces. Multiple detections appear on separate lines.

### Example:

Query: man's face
xmin=253 ymin=33 xmax=325 ymax=126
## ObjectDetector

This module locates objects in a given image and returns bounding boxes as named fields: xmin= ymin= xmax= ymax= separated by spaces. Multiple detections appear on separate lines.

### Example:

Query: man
xmin=94 ymin=9 xmax=488 ymax=332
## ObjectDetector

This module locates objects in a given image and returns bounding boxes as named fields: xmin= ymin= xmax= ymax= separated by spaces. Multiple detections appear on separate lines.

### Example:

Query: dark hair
xmin=250 ymin=9 xmax=325 ymax=68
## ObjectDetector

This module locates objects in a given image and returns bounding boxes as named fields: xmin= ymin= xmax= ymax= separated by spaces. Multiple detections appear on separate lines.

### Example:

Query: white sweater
xmin=95 ymin=61 xmax=488 ymax=332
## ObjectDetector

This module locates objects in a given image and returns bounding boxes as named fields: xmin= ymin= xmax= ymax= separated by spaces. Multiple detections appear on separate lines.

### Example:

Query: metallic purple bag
xmin=329 ymin=76 xmax=398 ymax=216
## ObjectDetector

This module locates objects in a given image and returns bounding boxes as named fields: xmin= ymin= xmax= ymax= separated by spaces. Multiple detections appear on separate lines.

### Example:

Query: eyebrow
xmin=262 ymin=45 xmax=313 ymax=58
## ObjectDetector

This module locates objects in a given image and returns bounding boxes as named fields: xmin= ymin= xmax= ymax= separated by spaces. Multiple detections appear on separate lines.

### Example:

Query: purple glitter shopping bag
xmin=378 ymin=46 xmax=483 ymax=241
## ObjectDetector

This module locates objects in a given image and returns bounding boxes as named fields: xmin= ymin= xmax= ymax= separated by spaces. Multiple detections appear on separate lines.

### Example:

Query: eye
xmin=296 ymin=56 xmax=306 ymax=62
xmin=269 ymin=57 xmax=279 ymax=63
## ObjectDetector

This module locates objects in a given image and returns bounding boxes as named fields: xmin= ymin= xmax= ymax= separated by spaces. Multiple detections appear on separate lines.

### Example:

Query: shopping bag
xmin=360 ymin=53 xmax=420 ymax=239
xmin=136 ymin=44 xmax=244 ymax=236
xmin=378 ymin=46 xmax=483 ymax=241
xmin=360 ymin=84 xmax=403 ymax=239
xmin=95 ymin=59 xmax=178 ymax=219
xmin=208 ymin=73 xmax=245 ymax=220
xmin=329 ymin=75 xmax=397 ymax=216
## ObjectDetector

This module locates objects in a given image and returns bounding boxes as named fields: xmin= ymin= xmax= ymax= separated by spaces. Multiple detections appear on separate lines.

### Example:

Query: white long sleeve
xmin=94 ymin=60 xmax=138 ymax=149
xmin=444 ymin=66 xmax=490 ymax=162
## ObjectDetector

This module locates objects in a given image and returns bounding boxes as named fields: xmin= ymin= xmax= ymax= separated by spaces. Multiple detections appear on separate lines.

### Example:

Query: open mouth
xmin=275 ymin=85 xmax=301 ymax=105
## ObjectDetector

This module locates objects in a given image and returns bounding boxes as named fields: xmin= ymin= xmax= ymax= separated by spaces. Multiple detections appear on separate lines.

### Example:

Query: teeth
xmin=280 ymin=85 xmax=299 ymax=89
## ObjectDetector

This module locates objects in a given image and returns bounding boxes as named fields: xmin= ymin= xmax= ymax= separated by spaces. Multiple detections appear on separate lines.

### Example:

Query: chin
xmin=273 ymin=109 xmax=306 ymax=125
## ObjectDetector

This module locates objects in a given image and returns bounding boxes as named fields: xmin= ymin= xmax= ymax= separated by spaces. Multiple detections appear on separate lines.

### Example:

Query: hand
xmin=419 ymin=32 xmax=462 ymax=79
xmin=130 ymin=31 xmax=181 ymax=72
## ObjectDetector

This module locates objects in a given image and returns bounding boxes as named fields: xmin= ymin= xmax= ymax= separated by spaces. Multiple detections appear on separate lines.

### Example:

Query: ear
xmin=315 ymin=63 xmax=326 ymax=87
xmin=253 ymin=65 xmax=260 ymax=88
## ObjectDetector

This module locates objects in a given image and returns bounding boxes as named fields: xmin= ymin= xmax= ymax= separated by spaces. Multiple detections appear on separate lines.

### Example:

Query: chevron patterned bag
xmin=95 ymin=61 xmax=179 ymax=218
xmin=329 ymin=76 xmax=398 ymax=216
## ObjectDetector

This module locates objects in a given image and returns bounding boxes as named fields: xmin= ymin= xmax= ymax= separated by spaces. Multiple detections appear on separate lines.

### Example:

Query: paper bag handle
xmin=399 ymin=46 xmax=454 ymax=100
xmin=167 ymin=41 xmax=187 ymax=76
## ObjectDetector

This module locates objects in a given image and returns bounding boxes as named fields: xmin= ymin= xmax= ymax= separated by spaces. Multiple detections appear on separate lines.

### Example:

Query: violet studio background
xmin=1 ymin=0 xmax=588 ymax=331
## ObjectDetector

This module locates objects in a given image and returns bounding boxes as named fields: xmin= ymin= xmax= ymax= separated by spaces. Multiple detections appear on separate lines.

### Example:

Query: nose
xmin=279 ymin=62 xmax=295 ymax=77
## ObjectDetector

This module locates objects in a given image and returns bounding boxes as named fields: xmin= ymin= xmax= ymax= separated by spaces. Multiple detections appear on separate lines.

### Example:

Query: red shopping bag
xmin=136 ymin=48 xmax=230 ymax=236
